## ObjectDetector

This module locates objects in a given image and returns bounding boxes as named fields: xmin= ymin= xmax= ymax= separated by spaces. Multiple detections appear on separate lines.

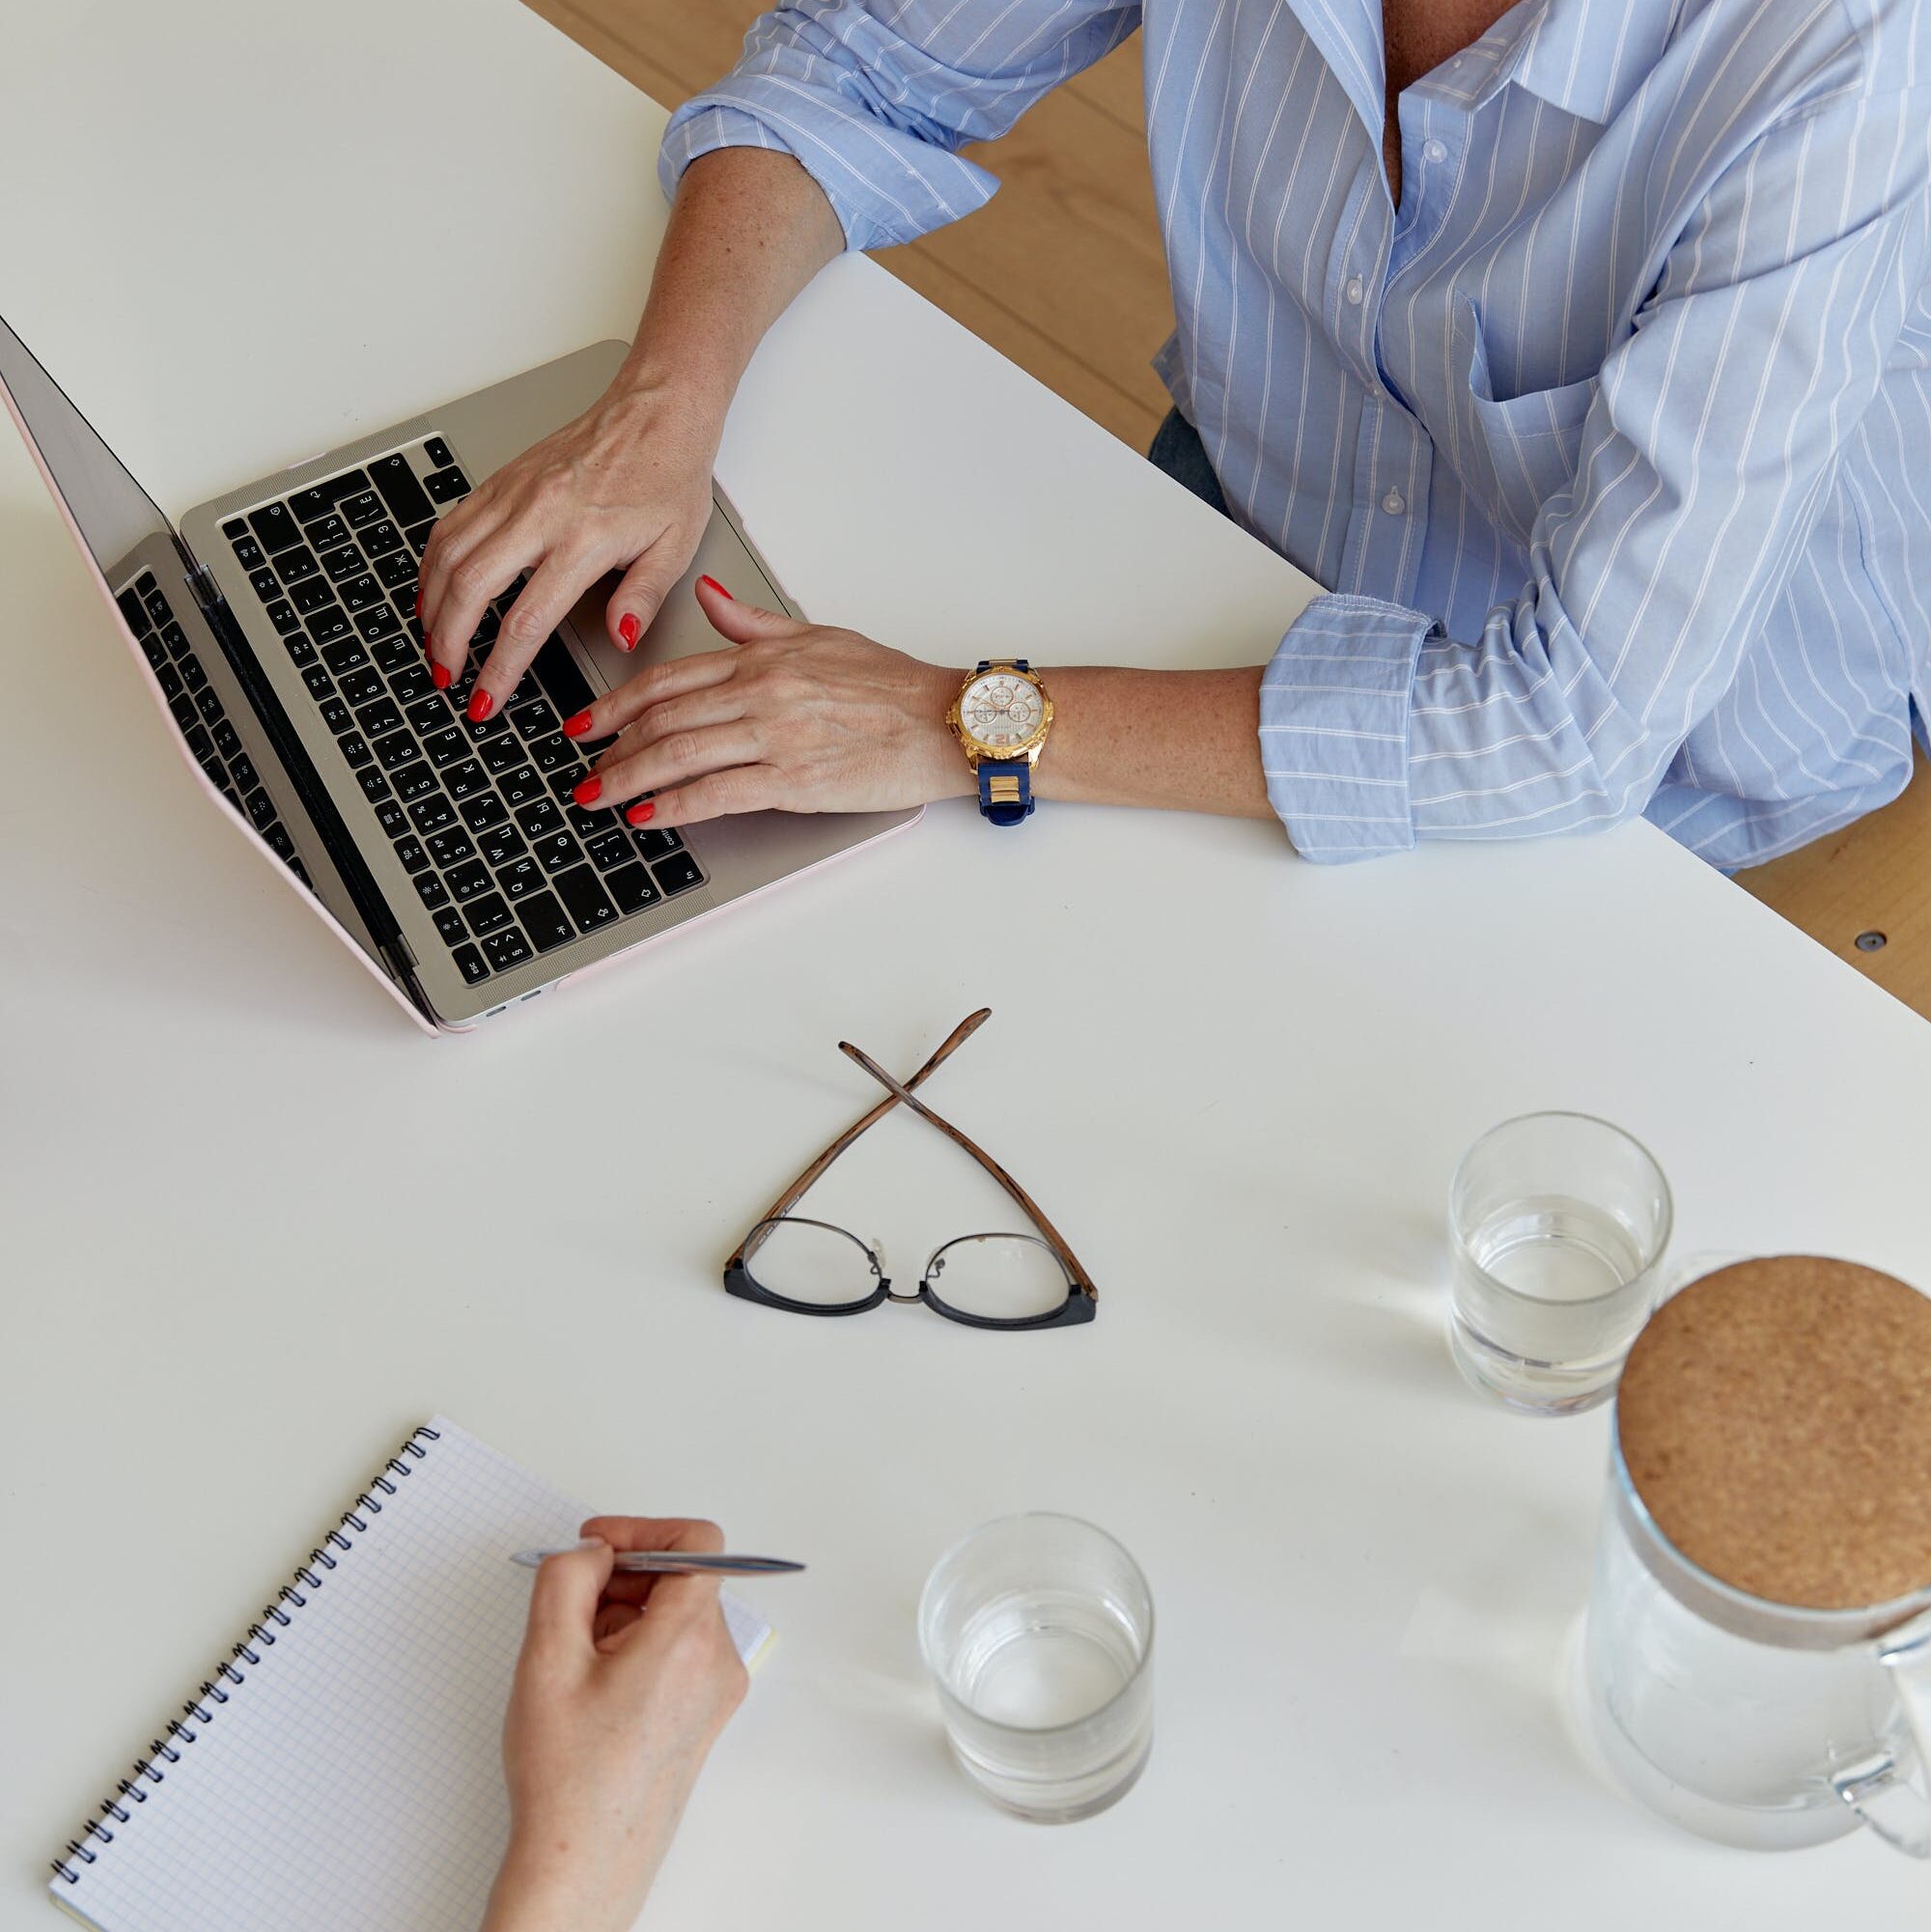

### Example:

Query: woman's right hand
xmin=418 ymin=378 xmax=720 ymax=717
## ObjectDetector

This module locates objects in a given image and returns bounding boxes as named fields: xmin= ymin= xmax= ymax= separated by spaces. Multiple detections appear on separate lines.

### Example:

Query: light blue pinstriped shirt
xmin=660 ymin=0 xmax=1931 ymax=865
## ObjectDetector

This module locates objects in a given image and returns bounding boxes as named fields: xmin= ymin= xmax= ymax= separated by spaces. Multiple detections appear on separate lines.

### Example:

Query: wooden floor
xmin=527 ymin=0 xmax=1930 ymax=1022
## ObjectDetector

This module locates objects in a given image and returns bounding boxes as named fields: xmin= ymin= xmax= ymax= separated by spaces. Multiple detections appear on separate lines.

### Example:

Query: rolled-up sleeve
xmin=1264 ymin=74 xmax=1931 ymax=862
xmin=658 ymin=2 xmax=1141 ymax=253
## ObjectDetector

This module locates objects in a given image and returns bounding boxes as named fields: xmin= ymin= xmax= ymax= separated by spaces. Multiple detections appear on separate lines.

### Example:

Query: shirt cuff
xmin=658 ymin=84 xmax=998 ymax=255
xmin=1259 ymin=595 xmax=1433 ymax=862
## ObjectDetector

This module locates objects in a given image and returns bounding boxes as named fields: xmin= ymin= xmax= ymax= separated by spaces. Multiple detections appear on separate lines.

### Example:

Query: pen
xmin=510 ymin=1548 xmax=805 ymax=1577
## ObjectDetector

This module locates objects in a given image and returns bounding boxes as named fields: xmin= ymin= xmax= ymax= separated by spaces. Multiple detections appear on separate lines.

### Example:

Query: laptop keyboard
xmin=116 ymin=570 xmax=310 ymax=888
xmin=219 ymin=438 xmax=704 ymax=991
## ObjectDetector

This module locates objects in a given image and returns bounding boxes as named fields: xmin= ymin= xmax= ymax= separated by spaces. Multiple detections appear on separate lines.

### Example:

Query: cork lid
xmin=1616 ymin=1256 xmax=1931 ymax=1610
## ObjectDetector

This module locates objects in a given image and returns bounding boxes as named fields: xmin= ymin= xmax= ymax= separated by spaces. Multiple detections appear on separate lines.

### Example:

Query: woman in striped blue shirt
xmin=418 ymin=0 xmax=1931 ymax=867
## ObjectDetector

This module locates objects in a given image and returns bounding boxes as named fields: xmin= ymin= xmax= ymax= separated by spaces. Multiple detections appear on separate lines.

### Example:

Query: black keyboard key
xmin=605 ymin=862 xmax=660 ymax=915
xmin=304 ymin=513 xmax=350 ymax=552
xmin=457 ymin=791 xmax=509 ymax=833
xmin=360 ymin=518 xmax=404 ymax=558
xmin=515 ymin=797 xmax=565 ymax=840
xmin=248 ymin=566 xmax=281 ymax=602
xmin=373 ymin=728 xmax=419 ymax=771
xmin=392 ymin=834 xmax=431 ymax=875
xmin=517 ymin=890 xmax=573 ymax=954
xmin=566 ymin=802 xmax=611 ymax=841
xmin=480 ymin=732 xmax=527 ymax=776
xmin=290 ymin=858 xmax=312 ymax=888
xmin=553 ymin=863 xmax=617 ymax=934
xmin=181 ymin=654 xmax=210 ymax=693
xmin=373 ymin=632 xmax=418 ymax=675
xmin=358 ymin=767 xmax=393 ymax=805
xmin=529 ymin=733 xmax=575 ymax=774
xmin=212 ymin=718 xmax=243 ymax=760
xmin=116 ymin=587 xmax=149 ymax=633
xmin=473 ymin=607 xmax=502 ymax=645
xmin=265 ymin=598 xmax=300 ymax=636
xmin=444 ymin=759 xmax=488 ymax=801
xmin=230 ymin=533 xmax=266 ymax=572
xmin=139 ymin=633 xmax=169 ymax=672
xmin=433 ymin=906 xmax=468 ymax=945
xmin=392 ymin=760 xmax=436 ymax=802
xmin=222 ymin=518 xmax=249 ymax=540
xmin=422 ymin=727 xmax=467 ymax=770
xmin=531 ymin=830 xmax=580 ymax=875
xmin=355 ymin=602 xmax=402 ymax=642
xmin=157 ymin=621 xmax=190 ymax=662
xmin=653 ymin=851 xmax=704 ymax=896
xmin=532 ymin=636 xmax=595 ymax=718
xmin=445 ymin=858 xmax=492 ymax=903
xmin=339 ymin=731 xmax=373 ymax=769
xmin=483 ymin=928 xmax=533 ymax=973
xmin=284 ymin=632 xmax=319 ymax=669
xmin=156 ymin=660 xmax=183 ymax=701
xmin=631 ymin=826 xmax=684 ymax=860
xmin=243 ymin=786 xmax=276 ymax=829
xmin=477 ymin=822 xmax=526 ymax=868
xmin=391 ymin=662 xmax=435 ymax=704
xmin=407 ymin=792 xmax=456 ymax=835
xmin=424 ymin=464 xmax=469 ymax=503
xmin=465 ymin=892 xmax=514 ymax=937
xmin=290 ymin=576 xmax=336 ymax=616
xmin=371 ymin=452 xmax=434 ymax=528
xmin=511 ymin=697 xmax=561 ymax=742
xmin=498 ymin=766 xmax=544 ymax=809
xmin=404 ymin=694 xmax=449 ymax=736
xmin=340 ymin=666 xmax=385 ymax=707
xmin=424 ymin=435 xmax=454 ymax=468
xmin=247 ymin=502 xmax=302 ymax=552
xmin=322 ymin=706 xmax=353 ymax=746
xmin=462 ymin=707 xmax=512 ymax=745
xmin=374 ymin=798 xmax=407 ymax=838
xmin=184 ymin=723 xmax=212 ymax=764
xmin=263 ymin=820 xmax=295 ymax=860
xmin=307 ymin=604 xmax=353 ymax=644
xmin=452 ymin=943 xmax=490 ymax=987
xmin=230 ymin=752 xmax=260 ymax=793
xmin=301 ymin=665 xmax=334 ymax=701
xmin=322 ymin=637 xmax=371 ymax=676
xmin=196 ymin=686 xmax=222 ymax=725
xmin=321 ymin=543 xmax=365 ymax=584
xmin=341 ymin=488 xmax=384 ymax=527
xmin=276 ymin=546 xmax=320 ymax=585
xmin=586 ymin=828 xmax=631 ymax=871
xmin=355 ymin=697 xmax=405 ymax=740
xmin=405 ymin=518 xmax=434 ymax=556
xmin=140 ymin=585 xmax=171 ymax=629
xmin=497 ymin=857 xmax=542 ymax=901
xmin=376 ymin=548 xmax=418 ymax=592
xmin=426 ymin=826 xmax=476 ymax=868
xmin=339 ymin=574 xmax=382 ymax=613
xmin=414 ymin=871 xmax=450 ymax=911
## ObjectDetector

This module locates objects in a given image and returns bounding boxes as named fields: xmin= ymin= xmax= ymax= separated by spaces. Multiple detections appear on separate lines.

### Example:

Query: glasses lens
xmin=746 ymin=1218 xmax=880 ymax=1308
xmin=925 ymin=1234 xmax=1072 ymax=1323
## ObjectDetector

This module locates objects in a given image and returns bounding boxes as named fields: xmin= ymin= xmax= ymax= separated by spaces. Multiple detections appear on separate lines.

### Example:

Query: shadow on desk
xmin=1737 ymin=749 xmax=1931 ymax=1022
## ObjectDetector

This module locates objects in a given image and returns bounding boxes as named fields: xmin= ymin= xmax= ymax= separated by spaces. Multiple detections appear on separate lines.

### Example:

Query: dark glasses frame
xmin=723 ymin=1010 xmax=1097 ymax=1330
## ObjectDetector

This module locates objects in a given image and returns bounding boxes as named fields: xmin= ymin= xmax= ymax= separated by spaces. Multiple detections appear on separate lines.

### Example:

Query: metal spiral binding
xmin=49 ymin=1425 xmax=441 ymax=1885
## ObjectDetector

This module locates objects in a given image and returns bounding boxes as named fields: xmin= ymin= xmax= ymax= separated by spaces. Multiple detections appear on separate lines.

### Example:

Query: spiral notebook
xmin=47 ymin=1416 xmax=772 ymax=1932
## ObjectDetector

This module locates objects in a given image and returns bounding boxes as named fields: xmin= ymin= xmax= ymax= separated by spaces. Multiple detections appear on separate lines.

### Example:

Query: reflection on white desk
xmin=3 ymin=2 xmax=1930 ymax=1928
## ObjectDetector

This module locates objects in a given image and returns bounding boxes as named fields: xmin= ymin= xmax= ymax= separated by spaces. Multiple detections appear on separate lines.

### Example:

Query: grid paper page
xmin=51 ymin=1417 xmax=770 ymax=1932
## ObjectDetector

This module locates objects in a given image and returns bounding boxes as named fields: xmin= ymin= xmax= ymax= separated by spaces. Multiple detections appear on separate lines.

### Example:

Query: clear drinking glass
xmin=1447 ymin=1110 xmax=1672 ymax=1415
xmin=918 ymin=1513 xmax=1155 ymax=1822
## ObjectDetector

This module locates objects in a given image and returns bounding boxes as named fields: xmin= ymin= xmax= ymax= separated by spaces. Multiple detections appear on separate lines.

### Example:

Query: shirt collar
xmin=1495 ymin=0 xmax=1677 ymax=125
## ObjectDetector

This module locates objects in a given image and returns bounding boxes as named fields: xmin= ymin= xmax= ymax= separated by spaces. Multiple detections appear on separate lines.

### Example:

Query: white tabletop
xmin=4 ymin=4 xmax=1929 ymax=1926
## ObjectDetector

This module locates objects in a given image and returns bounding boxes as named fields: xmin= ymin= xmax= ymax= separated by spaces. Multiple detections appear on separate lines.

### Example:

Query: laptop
xmin=1 ymin=319 xmax=919 ymax=1031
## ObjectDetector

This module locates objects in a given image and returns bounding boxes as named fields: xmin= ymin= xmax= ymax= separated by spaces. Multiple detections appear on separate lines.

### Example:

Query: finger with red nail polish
xmin=696 ymin=575 xmax=732 ymax=601
xmin=626 ymin=800 xmax=656 ymax=826
xmin=573 ymin=776 xmax=602 ymax=807
xmin=562 ymin=710 xmax=594 ymax=739
xmin=432 ymin=663 xmax=451 ymax=690
xmin=618 ymin=612 xmax=641 ymax=650
xmin=467 ymin=690 xmax=494 ymax=722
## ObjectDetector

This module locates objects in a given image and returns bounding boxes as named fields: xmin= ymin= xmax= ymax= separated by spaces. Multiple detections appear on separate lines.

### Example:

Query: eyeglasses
xmin=724 ymin=1009 xmax=1097 ymax=1330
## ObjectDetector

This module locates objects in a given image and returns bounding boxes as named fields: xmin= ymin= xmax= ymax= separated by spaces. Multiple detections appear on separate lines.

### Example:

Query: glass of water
xmin=918 ymin=1513 xmax=1154 ymax=1822
xmin=1447 ymin=1111 xmax=1671 ymax=1416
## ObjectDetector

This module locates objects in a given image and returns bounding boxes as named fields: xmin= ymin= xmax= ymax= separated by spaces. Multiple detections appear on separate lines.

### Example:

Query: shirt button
xmin=1423 ymin=138 xmax=1448 ymax=163
xmin=1381 ymin=488 xmax=1407 ymax=516
xmin=1344 ymin=275 xmax=1364 ymax=305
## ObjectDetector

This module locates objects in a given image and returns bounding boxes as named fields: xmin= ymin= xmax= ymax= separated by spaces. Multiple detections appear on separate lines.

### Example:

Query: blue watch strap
xmin=972 ymin=659 xmax=1036 ymax=827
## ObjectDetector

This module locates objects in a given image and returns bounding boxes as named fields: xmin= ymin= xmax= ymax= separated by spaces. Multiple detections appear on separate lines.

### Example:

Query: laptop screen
xmin=0 ymin=312 xmax=172 ymax=579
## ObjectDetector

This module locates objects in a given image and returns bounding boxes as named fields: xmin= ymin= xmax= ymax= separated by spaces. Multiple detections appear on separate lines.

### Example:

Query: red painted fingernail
xmin=626 ymin=799 xmax=656 ymax=826
xmin=561 ymin=710 xmax=594 ymax=739
xmin=618 ymin=612 xmax=641 ymax=649
xmin=573 ymin=775 xmax=602 ymax=806
xmin=467 ymin=690 xmax=494 ymax=721
xmin=413 ymin=591 xmax=423 ymax=618
xmin=432 ymin=662 xmax=451 ymax=690
xmin=697 ymin=574 xmax=732 ymax=601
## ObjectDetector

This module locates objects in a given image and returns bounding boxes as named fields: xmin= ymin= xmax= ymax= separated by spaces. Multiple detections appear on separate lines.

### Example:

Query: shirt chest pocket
xmin=1452 ymin=301 xmax=1597 ymax=546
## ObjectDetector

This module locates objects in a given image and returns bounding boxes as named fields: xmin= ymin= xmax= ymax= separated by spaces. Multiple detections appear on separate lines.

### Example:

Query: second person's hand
xmin=418 ymin=377 xmax=719 ymax=717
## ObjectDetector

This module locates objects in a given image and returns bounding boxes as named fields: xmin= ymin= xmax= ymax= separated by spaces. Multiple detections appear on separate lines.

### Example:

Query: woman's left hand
xmin=562 ymin=574 xmax=970 ymax=827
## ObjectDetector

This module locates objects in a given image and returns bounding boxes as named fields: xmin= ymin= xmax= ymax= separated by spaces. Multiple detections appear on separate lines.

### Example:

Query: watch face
xmin=960 ymin=671 xmax=1044 ymax=750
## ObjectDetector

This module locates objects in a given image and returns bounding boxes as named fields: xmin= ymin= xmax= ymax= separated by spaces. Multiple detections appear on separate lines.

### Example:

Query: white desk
xmin=4 ymin=5 xmax=1928 ymax=1926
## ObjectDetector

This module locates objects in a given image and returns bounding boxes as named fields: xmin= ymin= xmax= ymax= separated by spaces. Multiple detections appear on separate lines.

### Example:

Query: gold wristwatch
xmin=946 ymin=659 xmax=1054 ymax=826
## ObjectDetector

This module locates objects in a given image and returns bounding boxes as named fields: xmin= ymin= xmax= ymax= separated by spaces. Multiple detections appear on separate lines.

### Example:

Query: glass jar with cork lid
xmin=1583 ymin=1255 xmax=1931 ymax=1853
